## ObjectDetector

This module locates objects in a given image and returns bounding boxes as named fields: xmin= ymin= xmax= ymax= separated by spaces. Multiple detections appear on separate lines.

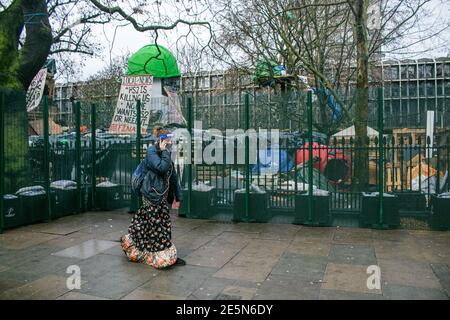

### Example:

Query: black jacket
xmin=140 ymin=144 xmax=183 ymax=205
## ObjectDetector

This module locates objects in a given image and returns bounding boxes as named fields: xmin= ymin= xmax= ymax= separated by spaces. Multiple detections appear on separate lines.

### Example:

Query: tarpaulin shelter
xmin=295 ymin=164 xmax=336 ymax=192
xmin=251 ymin=145 xmax=294 ymax=174
xmin=332 ymin=125 xmax=380 ymax=138
xmin=296 ymin=142 xmax=350 ymax=183
xmin=28 ymin=118 xmax=63 ymax=135
xmin=252 ymin=59 xmax=289 ymax=86
xmin=127 ymin=44 xmax=180 ymax=78
xmin=253 ymin=59 xmax=281 ymax=80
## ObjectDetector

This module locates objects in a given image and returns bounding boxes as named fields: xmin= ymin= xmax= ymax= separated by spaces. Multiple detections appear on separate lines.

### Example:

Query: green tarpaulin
xmin=294 ymin=164 xmax=336 ymax=192
xmin=252 ymin=59 xmax=287 ymax=84
xmin=127 ymin=44 xmax=180 ymax=78
xmin=253 ymin=59 xmax=278 ymax=81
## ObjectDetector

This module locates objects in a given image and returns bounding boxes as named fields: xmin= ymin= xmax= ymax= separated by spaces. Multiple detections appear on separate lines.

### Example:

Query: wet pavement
xmin=0 ymin=209 xmax=449 ymax=300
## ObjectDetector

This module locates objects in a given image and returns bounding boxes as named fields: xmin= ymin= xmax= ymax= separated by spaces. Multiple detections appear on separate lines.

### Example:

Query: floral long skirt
xmin=120 ymin=197 xmax=177 ymax=269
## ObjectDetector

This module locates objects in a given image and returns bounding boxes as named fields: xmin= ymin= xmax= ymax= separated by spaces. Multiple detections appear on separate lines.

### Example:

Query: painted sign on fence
xmin=109 ymin=75 xmax=153 ymax=134
xmin=26 ymin=68 xmax=47 ymax=112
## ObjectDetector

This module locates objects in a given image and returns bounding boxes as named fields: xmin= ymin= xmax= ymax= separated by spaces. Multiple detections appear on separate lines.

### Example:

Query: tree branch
xmin=89 ymin=0 xmax=211 ymax=31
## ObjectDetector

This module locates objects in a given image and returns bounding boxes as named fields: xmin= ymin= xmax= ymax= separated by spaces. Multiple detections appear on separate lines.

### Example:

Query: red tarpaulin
xmin=295 ymin=142 xmax=350 ymax=183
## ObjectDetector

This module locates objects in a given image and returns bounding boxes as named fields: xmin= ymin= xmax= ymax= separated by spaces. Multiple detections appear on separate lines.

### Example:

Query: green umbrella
xmin=127 ymin=44 xmax=180 ymax=78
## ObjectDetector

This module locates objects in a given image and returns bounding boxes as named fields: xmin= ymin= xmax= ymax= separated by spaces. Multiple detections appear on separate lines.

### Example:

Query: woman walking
xmin=121 ymin=127 xmax=185 ymax=269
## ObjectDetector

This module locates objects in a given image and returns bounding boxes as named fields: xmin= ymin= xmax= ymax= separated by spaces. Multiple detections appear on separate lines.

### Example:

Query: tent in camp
xmin=127 ymin=44 xmax=180 ymax=78
xmin=28 ymin=118 xmax=63 ymax=135
xmin=332 ymin=125 xmax=380 ymax=138
xmin=252 ymin=59 xmax=295 ymax=87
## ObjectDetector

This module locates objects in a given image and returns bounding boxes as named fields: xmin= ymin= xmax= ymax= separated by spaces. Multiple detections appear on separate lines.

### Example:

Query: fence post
xmin=427 ymin=135 xmax=431 ymax=198
xmin=187 ymin=97 xmax=193 ymax=217
xmin=135 ymin=99 xmax=141 ymax=210
xmin=307 ymin=90 xmax=313 ymax=224
xmin=91 ymin=103 xmax=96 ymax=210
xmin=43 ymin=96 xmax=52 ymax=222
xmin=436 ymin=135 xmax=440 ymax=194
xmin=378 ymin=87 xmax=384 ymax=225
xmin=244 ymin=93 xmax=250 ymax=220
xmin=0 ymin=91 xmax=4 ymax=233
xmin=75 ymin=101 xmax=82 ymax=213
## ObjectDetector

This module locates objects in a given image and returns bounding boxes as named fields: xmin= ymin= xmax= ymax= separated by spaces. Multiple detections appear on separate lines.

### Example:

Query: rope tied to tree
xmin=23 ymin=12 xmax=48 ymax=25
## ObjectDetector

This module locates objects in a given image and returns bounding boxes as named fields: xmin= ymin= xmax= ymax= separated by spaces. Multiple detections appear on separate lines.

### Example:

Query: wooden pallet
xmin=386 ymin=164 xmax=402 ymax=191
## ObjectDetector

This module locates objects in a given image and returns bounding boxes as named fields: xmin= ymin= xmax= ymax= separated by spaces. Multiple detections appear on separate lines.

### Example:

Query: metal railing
xmin=0 ymin=87 xmax=449 ymax=232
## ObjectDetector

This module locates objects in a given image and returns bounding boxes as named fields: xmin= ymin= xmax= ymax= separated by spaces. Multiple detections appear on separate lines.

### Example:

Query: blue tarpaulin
xmin=251 ymin=146 xmax=293 ymax=174
xmin=312 ymin=86 xmax=343 ymax=122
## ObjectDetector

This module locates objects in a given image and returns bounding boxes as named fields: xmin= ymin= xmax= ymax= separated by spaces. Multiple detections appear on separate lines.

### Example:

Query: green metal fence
xmin=179 ymin=87 xmax=449 ymax=230
xmin=1 ymin=86 xmax=449 ymax=233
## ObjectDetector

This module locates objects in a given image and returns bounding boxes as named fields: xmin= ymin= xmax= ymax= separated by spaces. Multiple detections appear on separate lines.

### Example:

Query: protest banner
xmin=164 ymin=86 xmax=187 ymax=125
xmin=109 ymin=75 xmax=153 ymax=134
xmin=26 ymin=68 xmax=47 ymax=112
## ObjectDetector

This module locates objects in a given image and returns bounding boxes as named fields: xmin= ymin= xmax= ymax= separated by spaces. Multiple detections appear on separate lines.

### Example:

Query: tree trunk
xmin=0 ymin=0 xmax=24 ymax=90
xmin=17 ymin=0 xmax=53 ymax=90
xmin=0 ymin=0 xmax=52 ymax=192
xmin=352 ymin=0 xmax=369 ymax=191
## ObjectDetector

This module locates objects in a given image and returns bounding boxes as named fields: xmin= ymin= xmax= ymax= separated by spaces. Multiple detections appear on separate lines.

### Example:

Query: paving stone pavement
xmin=0 ymin=209 xmax=449 ymax=300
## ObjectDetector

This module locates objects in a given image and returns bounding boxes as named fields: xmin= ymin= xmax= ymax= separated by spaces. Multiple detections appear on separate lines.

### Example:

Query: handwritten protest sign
xmin=164 ymin=86 xmax=187 ymax=125
xmin=109 ymin=75 xmax=153 ymax=134
xmin=26 ymin=68 xmax=47 ymax=112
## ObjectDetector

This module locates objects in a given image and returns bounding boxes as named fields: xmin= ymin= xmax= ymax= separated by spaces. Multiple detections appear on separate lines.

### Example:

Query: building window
xmin=418 ymin=65 xmax=425 ymax=78
xmin=408 ymin=65 xmax=416 ymax=79
xmin=409 ymin=82 xmax=417 ymax=96
xmin=401 ymin=65 xmax=408 ymax=79
xmin=199 ymin=77 xmax=210 ymax=89
xmin=436 ymin=63 xmax=443 ymax=77
xmin=445 ymin=80 xmax=450 ymax=95
xmin=401 ymin=83 xmax=408 ymax=97
xmin=384 ymin=83 xmax=391 ymax=97
xmin=391 ymin=82 xmax=400 ymax=97
xmin=419 ymin=81 xmax=426 ymax=97
xmin=211 ymin=75 xmax=224 ymax=89
xmin=426 ymin=81 xmax=434 ymax=96
xmin=410 ymin=99 xmax=418 ymax=114
xmin=437 ymin=80 xmax=444 ymax=96
xmin=388 ymin=66 xmax=399 ymax=80
xmin=444 ymin=64 xmax=450 ymax=77
xmin=437 ymin=98 xmax=444 ymax=112
xmin=426 ymin=98 xmax=435 ymax=111
xmin=425 ymin=64 xmax=434 ymax=78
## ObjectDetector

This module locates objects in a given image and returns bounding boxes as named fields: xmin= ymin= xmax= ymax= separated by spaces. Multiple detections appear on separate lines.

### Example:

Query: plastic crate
xmin=294 ymin=192 xmax=331 ymax=226
xmin=233 ymin=192 xmax=270 ymax=222
xmin=3 ymin=194 xmax=24 ymax=229
xmin=360 ymin=193 xmax=400 ymax=229
xmin=430 ymin=195 xmax=450 ymax=231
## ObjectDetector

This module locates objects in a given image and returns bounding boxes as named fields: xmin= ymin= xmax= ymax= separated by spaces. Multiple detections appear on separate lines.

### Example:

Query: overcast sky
xmin=64 ymin=0 xmax=450 ymax=82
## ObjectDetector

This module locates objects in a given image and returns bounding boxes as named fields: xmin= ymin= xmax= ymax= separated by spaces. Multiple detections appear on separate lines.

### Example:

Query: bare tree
xmin=203 ymin=0 xmax=356 ymax=132
xmin=202 ymin=0 xmax=448 ymax=190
